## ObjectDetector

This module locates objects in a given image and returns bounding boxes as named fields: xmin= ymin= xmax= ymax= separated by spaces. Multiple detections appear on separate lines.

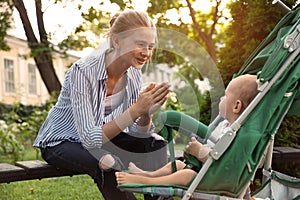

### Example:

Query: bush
xmin=0 ymin=120 xmax=24 ymax=162
xmin=276 ymin=115 xmax=300 ymax=147
xmin=0 ymin=96 xmax=57 ymax=163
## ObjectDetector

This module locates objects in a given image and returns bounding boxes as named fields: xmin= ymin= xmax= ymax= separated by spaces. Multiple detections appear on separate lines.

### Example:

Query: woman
xmin=33 ymin=10 xmax=170 ymax=200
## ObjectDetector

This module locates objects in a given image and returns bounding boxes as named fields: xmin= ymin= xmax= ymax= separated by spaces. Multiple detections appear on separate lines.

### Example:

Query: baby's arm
xmin=186 ymin=137 xmax=210 ymax=162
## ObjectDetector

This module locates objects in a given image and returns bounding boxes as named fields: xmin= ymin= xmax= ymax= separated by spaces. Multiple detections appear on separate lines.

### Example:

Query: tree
xmin=58 ymin=0 xmax=228 ymax=66
xmin=218 ymin=0 xmax=299 ymax=148
xmin=217 ymin=0 xmax=298 ymax=85
xmin=0 ymin=0 xmax=13 ymax=51
xmin=142 ymin=0 xmax=229 ymax=63
xmin=0 ymin=0 xmax=62 ymax=95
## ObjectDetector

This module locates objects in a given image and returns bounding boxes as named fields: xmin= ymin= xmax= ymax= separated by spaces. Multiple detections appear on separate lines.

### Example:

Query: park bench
xmin=0 ymin=146 xmax=299 ymax=184
xmin=0 ymin=160 xmax=83 ymax=183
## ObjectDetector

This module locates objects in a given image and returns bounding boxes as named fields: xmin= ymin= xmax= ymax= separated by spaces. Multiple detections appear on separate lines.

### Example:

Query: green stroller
xmin=118 ymin=2 xmax=300 ymax=200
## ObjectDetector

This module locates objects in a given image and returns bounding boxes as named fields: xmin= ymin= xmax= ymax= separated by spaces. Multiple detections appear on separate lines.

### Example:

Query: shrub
xmin=0 ymin=120 xmax=24 ymax=162
xmin=0 ymin=96 xmax=57 ymax=162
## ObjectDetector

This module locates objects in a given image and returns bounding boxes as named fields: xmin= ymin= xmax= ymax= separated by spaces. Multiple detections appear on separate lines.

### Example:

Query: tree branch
xmin=210 ymin=0 xmax=221 ymax=37
xmin=12 ymin=0 xmax=61 ymax=94
xmin=185 ymin=0 xmax=216 ymax=62
xmin=185 ymin=0 xmax=209 ymax=42
xmin=12 ymin=0 xmax=38 ymax=45
xmin=35 ymin=0 xmax=48 ymax=43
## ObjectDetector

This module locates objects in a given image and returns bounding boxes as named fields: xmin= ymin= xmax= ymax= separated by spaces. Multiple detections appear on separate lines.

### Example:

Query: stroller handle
xmin=158 ymin=110 xmax=209 ymax=140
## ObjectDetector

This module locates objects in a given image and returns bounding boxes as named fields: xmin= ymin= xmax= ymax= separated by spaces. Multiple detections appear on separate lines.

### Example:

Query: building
xmin=0 ymin=35 xmax=174 ymax=106
xmin=0 ymin=35 xmax=80 ymax=105
xmin=142 ymin=63 xmax=174 ymax=88
xmin=0 ymin=35 xmax=79 ymax=105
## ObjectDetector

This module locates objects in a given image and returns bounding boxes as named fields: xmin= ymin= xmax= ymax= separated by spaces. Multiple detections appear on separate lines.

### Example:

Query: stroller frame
xmin=181 ymin=43 xmax=300 ymax=200
xmin=118 ymin=1 xmax=300 ymax=199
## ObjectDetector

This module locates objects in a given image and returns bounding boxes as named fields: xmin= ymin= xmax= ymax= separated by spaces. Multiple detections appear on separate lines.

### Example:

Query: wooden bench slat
xmin=273 ymin=146 xmax=300 ymax=154
xmin=0 ymin=160 xmax=82 ymax=184
xmin=16 ymin=160 xmax=49 ymax=169
xmin=0 ymin=163 xmax=23 ymax=171
xmin=0 ymin=163 xmax=28 ymax=183
xmin=273 ymin=147 xmax=300 ymax=157
xmin=15 ymin=160 xmax=57 ymax=174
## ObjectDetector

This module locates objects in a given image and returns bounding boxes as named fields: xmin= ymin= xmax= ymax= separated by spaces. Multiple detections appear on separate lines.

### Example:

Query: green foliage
xmin=218 ymin=0 xmax=285 ymax=85
xmin=219 ymin=0 xmax=298 ymax=85
xmin=164 ymin=91 xmax=182 ymax=112
xmin=198 ymin=91 xmax=213 ymax=125
xmin=218 ymin=0 xmax=299 ymax=147
xmin=276 ymin=115 xmax=300 ymax=147
xmin=57 ymin=2 xmax=112 ymax=51
xmin=0 ymin=120 xmax=24 ymax=162
xmin=0 ymin=0 xmax=13 ymax=51
xmin=58 ymin=35 xmax=93 ymax=53
xmin=0 ymin=96 xmax=57 ymax=163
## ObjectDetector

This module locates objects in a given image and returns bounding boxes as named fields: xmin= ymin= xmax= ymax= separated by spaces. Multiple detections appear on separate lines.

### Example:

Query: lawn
xmin=0 ymin=147 xmax=147 ymax=200
xmin=0 ymin=144 xmax=185 ymax=200
xmin=0 ymin=175 xmax=105 ymax=200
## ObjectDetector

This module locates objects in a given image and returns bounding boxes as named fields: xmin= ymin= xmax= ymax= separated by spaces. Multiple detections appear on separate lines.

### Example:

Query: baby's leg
xmin=129 ymin=160 xmax=186 ymax=177
xmin=116 ymin=168 xmax=196 ymax=186
xmin=128 ymin=162 xmax=146 ymax=174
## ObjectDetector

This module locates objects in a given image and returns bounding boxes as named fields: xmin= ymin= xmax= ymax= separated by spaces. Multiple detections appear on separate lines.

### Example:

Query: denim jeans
xmin=41 ymin=132 xmax=167 ymax=200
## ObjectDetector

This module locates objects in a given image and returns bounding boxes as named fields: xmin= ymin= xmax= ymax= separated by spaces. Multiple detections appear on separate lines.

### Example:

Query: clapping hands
xmin=136 ymin=82 xmax=171 ymax=116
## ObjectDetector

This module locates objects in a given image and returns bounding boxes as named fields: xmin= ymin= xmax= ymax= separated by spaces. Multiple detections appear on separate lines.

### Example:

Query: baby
xmin=116 ymin=74 xmax=259 ymax=186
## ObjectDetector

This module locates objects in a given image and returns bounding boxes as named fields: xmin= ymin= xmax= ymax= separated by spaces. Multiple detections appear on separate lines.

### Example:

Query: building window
xmin=28 ymin=64 xmax=37 ymax=95
xmin=4 ymin=58 xmax=15 ymax=93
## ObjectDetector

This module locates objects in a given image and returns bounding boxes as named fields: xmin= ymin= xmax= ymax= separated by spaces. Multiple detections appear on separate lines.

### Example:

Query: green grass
xmin=1 ymin=147 xmax=108 ymax=200
xmin=0 ymin=147 xmax=148 ymax=200
xmin=0 ymin=172 xmax=147 ymax=200
xmin=0 ymin=175 xmax=104 ymax=200
xmin=0 ymin=146 xmax=185 ymax=200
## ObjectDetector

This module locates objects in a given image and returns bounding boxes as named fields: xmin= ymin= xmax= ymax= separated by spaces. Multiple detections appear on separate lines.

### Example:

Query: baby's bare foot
xmin=115 ymin=171 xmax=141 ymax=184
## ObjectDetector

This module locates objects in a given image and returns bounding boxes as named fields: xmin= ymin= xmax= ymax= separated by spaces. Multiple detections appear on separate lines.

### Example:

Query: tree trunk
xmin=186 ymin=0 xmax=218 ymax=62
xmin=12 ymin=0 xmax=61 ymax=94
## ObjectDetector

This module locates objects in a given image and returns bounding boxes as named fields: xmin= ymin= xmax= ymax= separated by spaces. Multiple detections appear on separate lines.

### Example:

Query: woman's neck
xmin=105 ymin=51 xmax=128 ymax=96
xmin=105 ymin=50 xmax=129 ymax=79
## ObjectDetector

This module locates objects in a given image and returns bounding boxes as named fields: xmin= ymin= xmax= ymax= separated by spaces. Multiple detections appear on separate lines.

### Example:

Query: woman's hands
xmin=110 ymin=82 xmax=170 ymax=137
xmin=134 ymin=82 xmax=171 ymax=116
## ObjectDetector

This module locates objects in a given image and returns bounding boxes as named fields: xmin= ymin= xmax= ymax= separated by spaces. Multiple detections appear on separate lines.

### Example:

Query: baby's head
xmin=219 ymin=74 xmax=258 ymax=123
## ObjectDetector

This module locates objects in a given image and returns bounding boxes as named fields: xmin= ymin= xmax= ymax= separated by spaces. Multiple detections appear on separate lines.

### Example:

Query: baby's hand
xmin=186 ymin=137 xmax=202 ymax=158
xmin=185 ymin=137 xmax=210 ymax=162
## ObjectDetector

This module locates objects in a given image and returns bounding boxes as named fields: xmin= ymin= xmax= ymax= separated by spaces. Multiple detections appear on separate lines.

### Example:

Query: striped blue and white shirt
xmin=33 ymin=49 xmax=148 ymax=151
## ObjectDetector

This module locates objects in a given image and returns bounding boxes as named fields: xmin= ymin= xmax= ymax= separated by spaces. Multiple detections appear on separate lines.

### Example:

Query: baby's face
xmin=219 ymin=95 xmax=226 ymax=118
xmin=218 ymin=83 xmax=236 ymax=120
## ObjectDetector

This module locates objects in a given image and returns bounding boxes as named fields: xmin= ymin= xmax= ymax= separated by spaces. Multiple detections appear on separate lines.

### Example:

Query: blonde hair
xmin=108 ymin=10 xmax=156 ymax=49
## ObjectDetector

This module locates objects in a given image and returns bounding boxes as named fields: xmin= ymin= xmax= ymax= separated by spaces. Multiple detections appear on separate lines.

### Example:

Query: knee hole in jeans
xmin=99 ymin=154 xmax=115 ymax=170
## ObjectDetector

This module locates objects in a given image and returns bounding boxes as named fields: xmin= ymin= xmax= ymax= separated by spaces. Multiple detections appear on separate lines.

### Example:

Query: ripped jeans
xmin=40 ymin=132 xmax=168 ymax=200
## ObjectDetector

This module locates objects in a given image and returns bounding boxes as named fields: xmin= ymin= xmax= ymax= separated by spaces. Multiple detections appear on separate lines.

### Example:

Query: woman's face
xmin=117 ymin=28 xmax=156 ymax=69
